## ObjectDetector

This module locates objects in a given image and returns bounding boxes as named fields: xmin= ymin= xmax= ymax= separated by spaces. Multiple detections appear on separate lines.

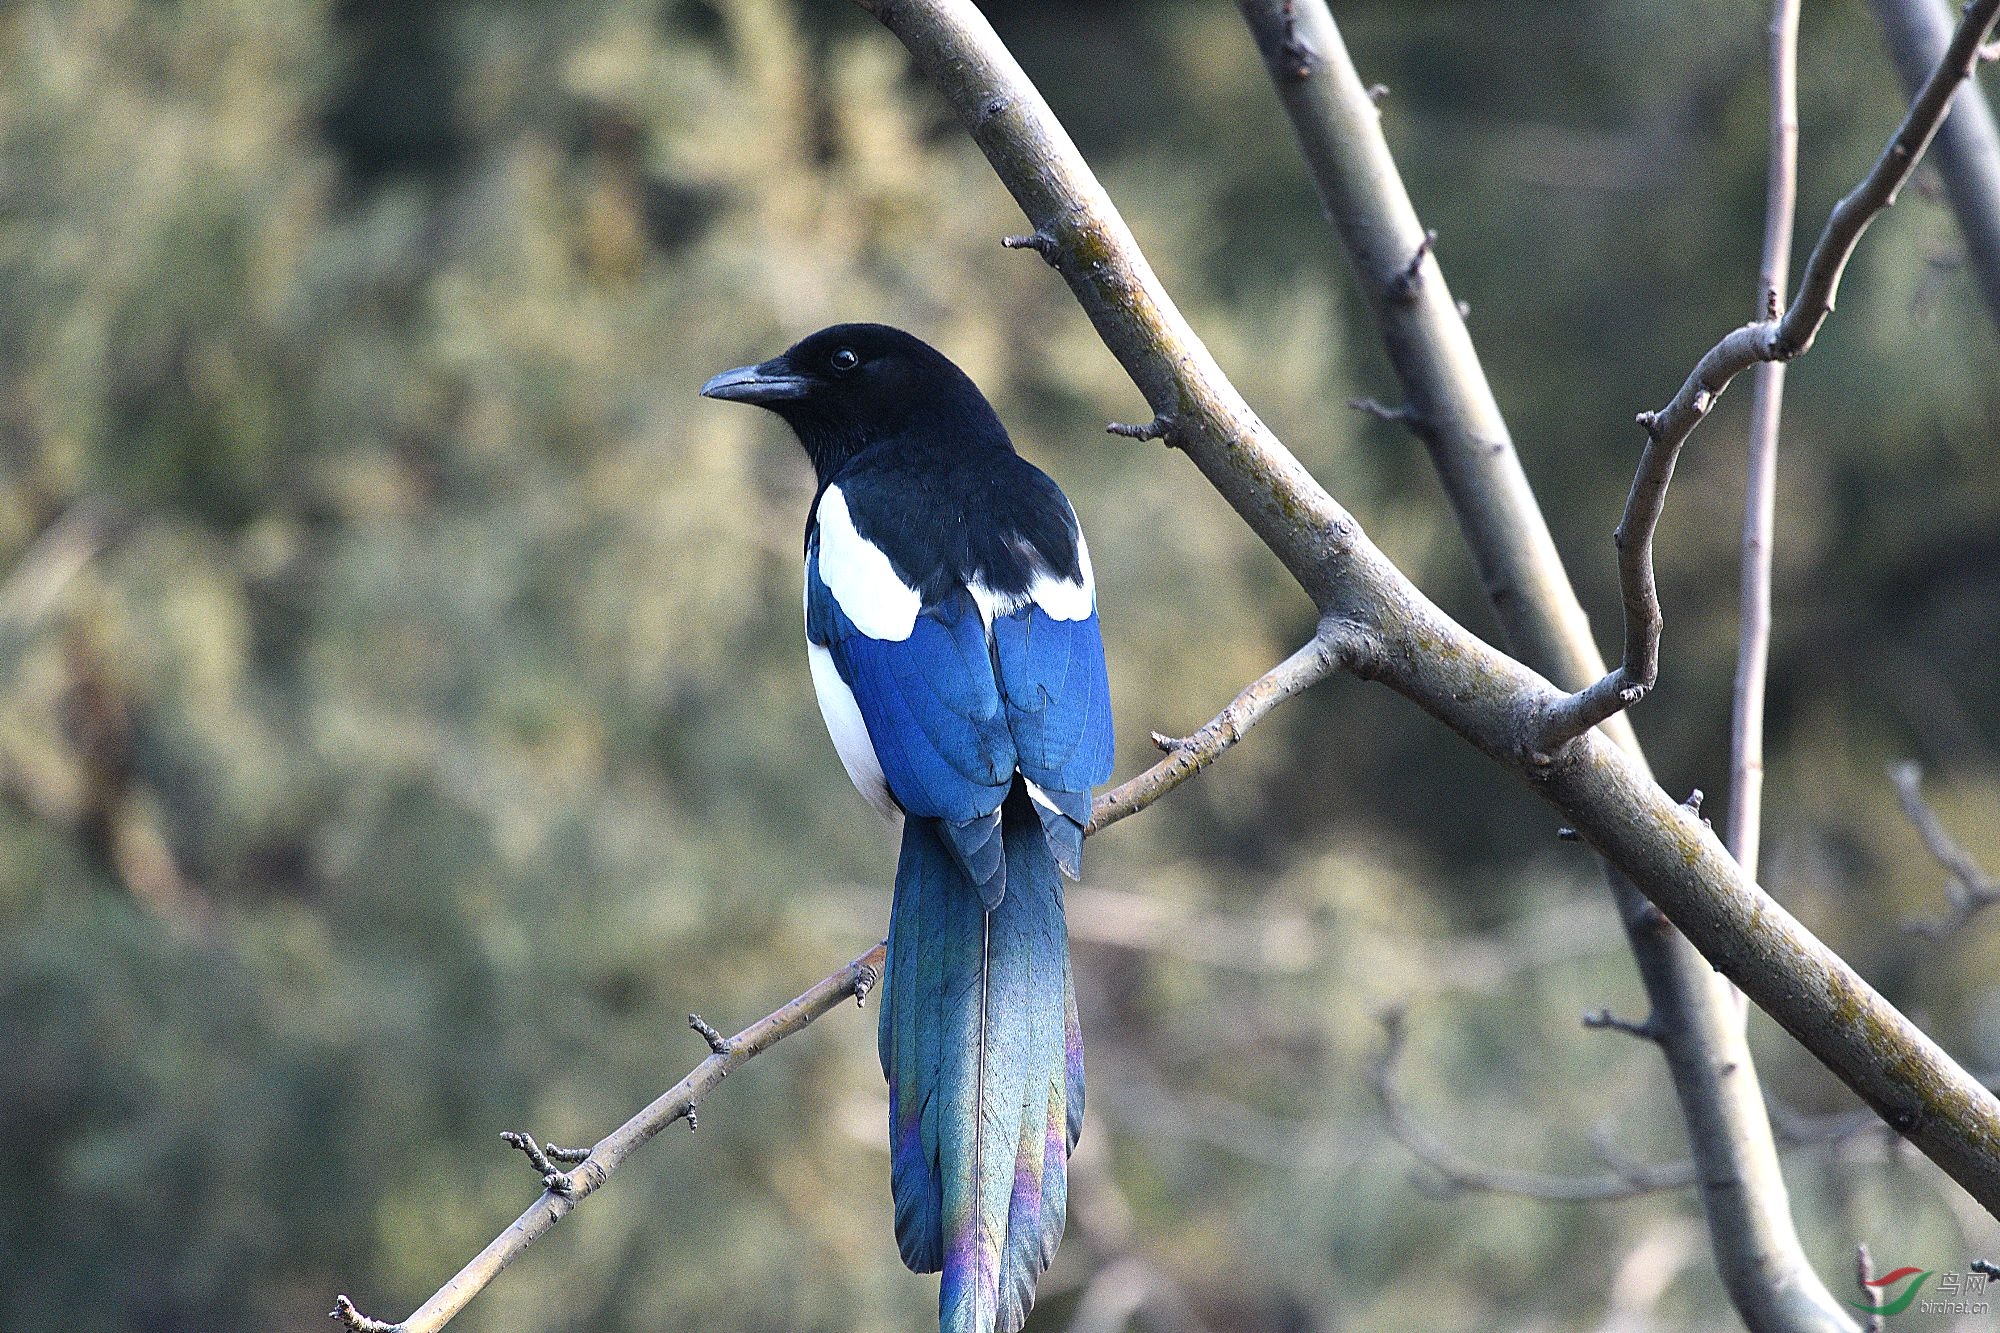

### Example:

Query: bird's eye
xmin=830 ymin=348 xmax=859 ymax=373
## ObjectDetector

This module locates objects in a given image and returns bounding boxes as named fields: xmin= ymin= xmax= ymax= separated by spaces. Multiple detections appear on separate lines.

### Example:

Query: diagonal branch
xmin=1536 ymin=0 xmax=2000 ymax=752
xmin=332 ymin=946 xmax=886 ymax=1333
xmin=1087 ymin=617 xmax=1358 ymax=834
xmin=854 ymin=0 xmax=2000 ymax=1213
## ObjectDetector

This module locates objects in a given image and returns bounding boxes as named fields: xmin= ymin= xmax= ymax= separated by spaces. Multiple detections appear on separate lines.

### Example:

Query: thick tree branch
xmin=1870 ymin=0 xmax=2000 ymax=329
xmin=1235 ymin=3 xmax=1848 ymax=1327
xmin=1537 ymin=0 xmax=2000 ymax=751
xmin=1891 ymin=762 xmax=2000 ymax=938
xmin=854 ymin=0 xmax=2000 ymax=1211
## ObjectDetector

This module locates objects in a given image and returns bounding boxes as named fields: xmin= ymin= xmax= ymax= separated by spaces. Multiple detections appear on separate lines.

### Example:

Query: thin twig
xmin=1372 ymin=1008 xmax=1905 ymax=1205
xmin=1583 ymin=1008 xmax=1662 ymax=1043
xmin=1535 ymin=0 xmax=2000 ymax=753
xmin=1000 ymin=230 xmax=1059 ymax=264
xmin=1105 ymin=416 xmax=1170 ymax=441
xmin=1088 ymin=618 xmax=1361 ymax=834
xmin=1891 ymin=762 xmax=2000 ymax=938
xmin=1854 ymin=1244 xmax=1884 ymax=1333
xmin=1345 ymin=396 xmax=1411 ymax=423
xmin=331 ymin=945 xmax=884 ymax=1333
xmin=1726 ymin=0 xmax=1802 ymax=885
xmin=1369 ymin=1007 xmax=1696 ymax=1201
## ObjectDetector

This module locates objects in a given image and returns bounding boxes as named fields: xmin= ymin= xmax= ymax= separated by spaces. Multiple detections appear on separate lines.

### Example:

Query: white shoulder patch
xmin=808 ymin=642 xmax=900 ymax=823
xmin=966 ymin=581 xmax=1028 ymax=630
xmin=815 ymin=485 xmax=921 ymax=641
xmin=1027 ymin=530 xmax=1095 ymax=622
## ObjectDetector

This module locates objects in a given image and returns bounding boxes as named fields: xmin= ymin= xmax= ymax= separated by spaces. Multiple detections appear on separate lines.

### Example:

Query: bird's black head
xmin=701 ymin=323 xmax=1010 ymax=479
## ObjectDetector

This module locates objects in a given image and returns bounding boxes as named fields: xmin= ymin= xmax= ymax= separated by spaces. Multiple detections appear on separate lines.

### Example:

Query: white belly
xmin=808 ymin=643 xmax=900 ymax=823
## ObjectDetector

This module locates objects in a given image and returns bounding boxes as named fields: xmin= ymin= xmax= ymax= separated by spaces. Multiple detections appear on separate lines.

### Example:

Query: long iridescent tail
xmin=880 ymin=789 xmax=1083 ymax=1333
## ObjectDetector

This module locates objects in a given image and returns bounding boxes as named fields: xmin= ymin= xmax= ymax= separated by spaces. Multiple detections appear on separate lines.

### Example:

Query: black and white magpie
xmin=703 ymin=323 xmax=1113 ymax=1333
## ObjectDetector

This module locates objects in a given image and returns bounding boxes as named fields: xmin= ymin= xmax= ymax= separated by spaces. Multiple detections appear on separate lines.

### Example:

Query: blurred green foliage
xmin=2 ymin=1 xmax=1999 ymax=1330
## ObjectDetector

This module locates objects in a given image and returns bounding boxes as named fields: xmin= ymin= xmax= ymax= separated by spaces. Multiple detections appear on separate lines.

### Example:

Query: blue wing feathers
xmin=993 ymin=608 xmax=1113 ymax=796
xmin=809 ymin=548 xmax=1015 ymax=824
xmin=807 ymin=537 xmax=1110 ymax=827
xmin=944 ymin=810 xmax=1006 ymax=906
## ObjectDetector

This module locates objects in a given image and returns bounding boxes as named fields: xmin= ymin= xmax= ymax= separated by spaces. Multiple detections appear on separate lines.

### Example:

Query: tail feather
xmin=997 ymin=815 xmax=1067 ymax=1328
xmin=882 ymin=789 xmax=1078 ymax=1333
xmin=1062 ymin=949 xmax=1085 ymax=1154
xmin=884 ymin=825 xmax=943 ymax=1269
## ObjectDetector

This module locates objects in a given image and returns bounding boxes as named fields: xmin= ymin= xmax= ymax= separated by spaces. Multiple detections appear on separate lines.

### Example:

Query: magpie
xmin=702 ymin=324 xmax=1113 ymax=1333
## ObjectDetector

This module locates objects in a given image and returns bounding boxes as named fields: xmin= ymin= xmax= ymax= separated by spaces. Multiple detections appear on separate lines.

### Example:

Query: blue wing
xmin=807 ymin=537 xmax=1017 ymax=892
xmin=991 ymin=606 xmax=1113 ymax=796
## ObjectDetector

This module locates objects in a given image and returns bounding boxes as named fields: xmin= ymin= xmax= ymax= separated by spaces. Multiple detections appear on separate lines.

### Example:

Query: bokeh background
xmin=4 ymin=1 xmax=1999 ymax=1329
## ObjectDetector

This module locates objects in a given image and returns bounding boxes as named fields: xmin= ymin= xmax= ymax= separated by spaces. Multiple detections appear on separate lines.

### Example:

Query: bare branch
xmin=855 ymin=0 xmax=2000 ymax=1213
xmin=1000 ymin=230 xmax=1059 ymax=264
xmin=1891 ymin=762 xmax=2000 ymax=938
xmin=497 ymin=1132 xmax=586 ymax=1193
xmin=1373 ymin=1009 xmax=1912 ymax=1206
xmin=1369 ymin=1007 xmax=1697 ymax=1201
xmin=330 ymin=944 xmax=884 ymax=1333
xmin=1105 ymin=416 xmax=1170 ymax=441
xmin=1726 ymin=0 xmax=1802 ymax=883
xmin=330 ymin=1296 xmax=400 ymax=1333
xmin=1088 ymin=618 xmax=1361 ymax=834
xmin=687 ymin=1012 xmax=735 ymax=1055
xmin=1854 ymin=1245 xmax=1884 ymax=1333
xmin=1345 ymin=396 xmax=1411 ymax=423
xmin=1536 ymin=0 xmax=2000 ymax=751
xmin=1583 ymin=1008 xmax=1662 ymax=1043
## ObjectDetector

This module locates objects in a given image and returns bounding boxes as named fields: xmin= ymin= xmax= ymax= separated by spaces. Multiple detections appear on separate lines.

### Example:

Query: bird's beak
xmin=699 ymin=358 xmax=811 ymax=404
